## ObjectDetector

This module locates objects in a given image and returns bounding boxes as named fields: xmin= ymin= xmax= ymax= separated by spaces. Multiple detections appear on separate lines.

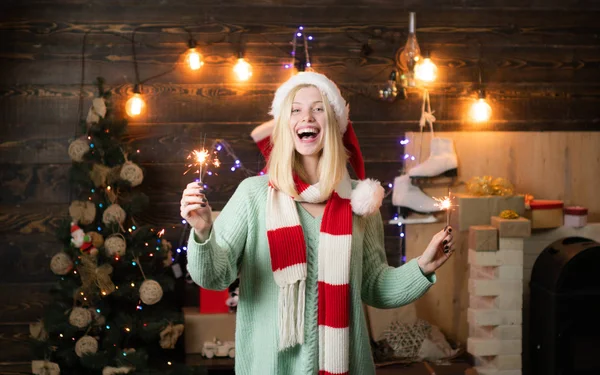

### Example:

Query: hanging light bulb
xmin=233 ymin=52 xmax=252 ymax=81
xmin=125 ymin=84 xmax=145 ymax=117
xmin=186 ymin=40 xmax=204 ymax=71
xmin=415 ymin=50 xmax=437 ymax=83
xmin=469 ymin=90 xmax=492 ymax=123
xmin=399 ymin=12 xmax=421 ymax=88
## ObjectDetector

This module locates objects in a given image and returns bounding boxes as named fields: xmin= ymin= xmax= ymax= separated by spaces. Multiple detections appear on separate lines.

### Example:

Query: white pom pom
xmin=351 ymin=179 xmax=384 ymax=216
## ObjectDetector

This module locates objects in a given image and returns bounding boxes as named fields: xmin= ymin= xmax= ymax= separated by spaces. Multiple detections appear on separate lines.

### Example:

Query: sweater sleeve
xmin=361 ymin=210 xmax=436 ymax=309
xmin=186 ymin=178 xmax=253 ymax=290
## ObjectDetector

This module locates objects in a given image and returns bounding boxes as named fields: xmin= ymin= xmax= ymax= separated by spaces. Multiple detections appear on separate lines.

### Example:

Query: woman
xmin=180 ymin=72 xmax=454 ymax=375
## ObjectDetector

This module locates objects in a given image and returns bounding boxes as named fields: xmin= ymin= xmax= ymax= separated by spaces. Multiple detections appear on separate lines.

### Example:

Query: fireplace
xmin=529 ymin=237 xmax=600 ymax=375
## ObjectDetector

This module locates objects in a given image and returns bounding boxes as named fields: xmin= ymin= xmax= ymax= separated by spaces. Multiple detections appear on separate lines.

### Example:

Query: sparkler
xmin=434 ymin=195 xmax=453 ymax=227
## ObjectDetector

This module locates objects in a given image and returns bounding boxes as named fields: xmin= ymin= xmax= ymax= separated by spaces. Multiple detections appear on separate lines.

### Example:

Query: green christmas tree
xmin=30 ymin=77 xmax=199 ymax=375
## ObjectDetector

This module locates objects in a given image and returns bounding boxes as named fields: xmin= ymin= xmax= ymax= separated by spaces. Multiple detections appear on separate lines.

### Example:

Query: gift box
xmin=452 ymin=194 xmax=525 ymax=231
xmin=525 ymin=200 xmax=564 ymax=229
xmin=199 ymin=288 xmax=230 ymax=314
xmin=183 ymin=307 xmax=236 ymax=353
xmin=564 ymin=206 xmax=588 ymax=228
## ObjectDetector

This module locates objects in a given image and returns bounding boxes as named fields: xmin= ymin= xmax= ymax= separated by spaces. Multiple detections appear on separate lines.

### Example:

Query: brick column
xmin=466 ymin=217 xmax=531 ymax=375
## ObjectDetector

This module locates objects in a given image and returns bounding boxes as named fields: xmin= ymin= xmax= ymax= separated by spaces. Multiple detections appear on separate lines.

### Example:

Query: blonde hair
xmin=267 ymin=84 xmax=348 ymax=198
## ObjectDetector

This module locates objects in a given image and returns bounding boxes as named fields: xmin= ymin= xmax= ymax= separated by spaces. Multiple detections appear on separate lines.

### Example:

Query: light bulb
xmin=234 ymin=57 xmax=252 ymax=81
xmin=470 ymin=97 xmax=492 ymax=123
xmin=399 ymin=12 xmax=421 ymax=88
xmin=125 ymin=89 xmax=145 ymax=117
xmin=187 ymin=48 xmax=204 ymax=71
xmin=415 ymin=57 xmax=437 ymax=83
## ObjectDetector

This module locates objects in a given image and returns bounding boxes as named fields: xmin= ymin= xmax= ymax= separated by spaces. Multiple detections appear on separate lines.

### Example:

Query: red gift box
xmin=199 ymin=287 xmax=229 ymax=314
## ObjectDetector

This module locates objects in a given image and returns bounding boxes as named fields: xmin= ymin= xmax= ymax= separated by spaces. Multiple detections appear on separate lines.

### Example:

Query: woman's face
xmin=289 ymin=86 xmax=326 ymax=157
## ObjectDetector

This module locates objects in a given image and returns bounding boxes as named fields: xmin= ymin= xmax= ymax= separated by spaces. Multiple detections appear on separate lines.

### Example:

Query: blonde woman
xmin=180 ymin=72 xmax=454 ymax=375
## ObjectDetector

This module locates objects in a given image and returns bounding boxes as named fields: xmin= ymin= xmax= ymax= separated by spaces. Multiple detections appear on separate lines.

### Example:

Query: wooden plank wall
xmin=403 ymin=131 xmax=600 ymax=345
xmin=1 ymin=0 xmax=599 ymax=369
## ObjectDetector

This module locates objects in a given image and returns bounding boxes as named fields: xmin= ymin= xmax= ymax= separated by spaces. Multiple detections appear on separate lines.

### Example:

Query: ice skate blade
xmin=388 ymin=215 xmax=439 ymax=225
xmin=409 ymin=168 xmax=458 ymax=179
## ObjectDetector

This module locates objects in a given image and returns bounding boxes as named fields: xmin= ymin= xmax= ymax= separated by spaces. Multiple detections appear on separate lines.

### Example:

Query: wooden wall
xmin=1 ymin=0 xmax=599 ymax=370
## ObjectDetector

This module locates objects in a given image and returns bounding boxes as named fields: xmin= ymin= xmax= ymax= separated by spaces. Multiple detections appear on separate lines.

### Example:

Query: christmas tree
xmin=30 ymin=78 xmax=199 ymax=375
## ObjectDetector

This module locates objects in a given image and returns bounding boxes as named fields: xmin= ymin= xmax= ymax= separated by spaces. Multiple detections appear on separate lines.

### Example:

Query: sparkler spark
xmin=157 ymin=229 xmax=165 ymax=238
xmin=184 ymin=149 xmax=210 ymax=181
xmin=434 ymin=196 xmax=454 ymax=226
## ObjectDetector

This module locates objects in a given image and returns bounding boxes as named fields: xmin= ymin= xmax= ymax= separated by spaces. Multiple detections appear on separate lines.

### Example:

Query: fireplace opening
xmin=529 ymin=237 xmax=600 ymax=375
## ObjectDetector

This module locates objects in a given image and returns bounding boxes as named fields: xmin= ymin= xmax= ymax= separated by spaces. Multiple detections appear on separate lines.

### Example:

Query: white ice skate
xmin=392 ymin=174 xmax=443 ymax=219
xmin=408 ymin=137 xmax=458 ymax=178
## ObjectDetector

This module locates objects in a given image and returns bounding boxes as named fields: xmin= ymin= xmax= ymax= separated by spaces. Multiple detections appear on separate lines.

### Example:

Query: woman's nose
xmin=301 ymin=111 xmax=315 ymax=122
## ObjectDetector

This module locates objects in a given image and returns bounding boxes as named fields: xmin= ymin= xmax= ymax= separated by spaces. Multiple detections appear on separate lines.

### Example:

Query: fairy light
xmin=470 ymin=96 xmax=492 ymax=123
xmin=131 ymin=282 xmax=135 ymax=287
xmin=59 ymin=333 xmax=64 ymax=338
xmin=158 ymin=229 xmax=165 ymax=237
xmin=125 ymin=327 xmax=131 ymax=332
xmin=101 ymin=291 xmax=107 ymax=296
xmin=106 ymin=325 xmax=111 ymax=329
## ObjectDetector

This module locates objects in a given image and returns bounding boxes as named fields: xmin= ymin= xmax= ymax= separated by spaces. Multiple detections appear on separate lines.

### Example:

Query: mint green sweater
xmin=187 ymin=176 xmax=435 ymax=375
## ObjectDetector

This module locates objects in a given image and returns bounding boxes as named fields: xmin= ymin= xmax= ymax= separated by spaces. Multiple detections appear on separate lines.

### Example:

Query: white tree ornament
xmin=120 ymin=161 xmax=144 ymax=187
xmin=104 ymin=234 xmax=127 ymax=257
xmin=139 ymin=280 xmax=163 ymax=305
xmin=75 ymin=335 xmax=98 ymax=357
xmin=50 ymin=252 xmax=74 ymax=275
xmin=102 ymin=204 xmax=126 ymax=226
xmin=69 ymin=200 xmax=97 ymax=225
xmin=86 ymin=98 xmax=107 ymax=125
xmin=68 ymin=139 xmax=90 ymax=162
xmin=69 ymin=307 xmax=92 ymax=328
xmin=31 ymin=360 xmax=60 ymax=375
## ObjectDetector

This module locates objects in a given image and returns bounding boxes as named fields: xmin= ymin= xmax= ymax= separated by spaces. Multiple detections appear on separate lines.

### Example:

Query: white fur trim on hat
xmin=351 ymin=179 xmax=384 ymax=216
xmin=269 ymin=72 xmax=349 ymax=134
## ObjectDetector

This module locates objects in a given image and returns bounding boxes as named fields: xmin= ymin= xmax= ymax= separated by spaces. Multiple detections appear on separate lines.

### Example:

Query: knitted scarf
xmin=266 ymin=173 xmax=352 ymax=375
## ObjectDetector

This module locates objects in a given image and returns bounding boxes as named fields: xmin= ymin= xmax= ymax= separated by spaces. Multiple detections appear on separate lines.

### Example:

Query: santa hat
xmin=265 ymin=72 xmax=365 ymax=180
xmin=256 ymin=72 xmax=383 ymax=216
xmin=71 ymin=222 xmax=83 ymax=234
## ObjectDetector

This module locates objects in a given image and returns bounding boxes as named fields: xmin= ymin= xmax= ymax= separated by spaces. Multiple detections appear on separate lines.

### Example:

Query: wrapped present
xmin=564 ymin=206 xmax=587 ymax=228
xmin=183 ymin=307 xmax=236 ymax=354
xmin=199 ymin=288 xmax=230 ymax=314
xmin=525 ymin=200 xmax=564 ymax=229
xmin=452 ymin=193 xmax=525 ymax=231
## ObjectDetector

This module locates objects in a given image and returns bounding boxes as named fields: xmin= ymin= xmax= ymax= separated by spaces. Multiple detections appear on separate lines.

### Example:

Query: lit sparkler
xmin=434 ymin=195 xmax=454 ymax=227
xmin=185 ymin=149 xmax=210 ymax=182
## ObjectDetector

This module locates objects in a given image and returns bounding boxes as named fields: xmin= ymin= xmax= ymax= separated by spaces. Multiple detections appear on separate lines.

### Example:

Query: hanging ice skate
xmin=391 ymin=175 xmax=442 ymax=223
xmin=409 ymin=90 xmax=458 ymax=181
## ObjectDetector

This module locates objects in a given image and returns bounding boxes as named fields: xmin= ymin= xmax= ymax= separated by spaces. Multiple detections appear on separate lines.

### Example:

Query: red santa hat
xmin=258 ymin=72 xmax=366 ymax=180
xmin=255 ymin=72 xmax=384 ymax=216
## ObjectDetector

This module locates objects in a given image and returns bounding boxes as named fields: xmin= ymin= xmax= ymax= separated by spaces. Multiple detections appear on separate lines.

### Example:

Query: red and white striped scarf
xmin=267 ymin=173 xmax=352 ymax=375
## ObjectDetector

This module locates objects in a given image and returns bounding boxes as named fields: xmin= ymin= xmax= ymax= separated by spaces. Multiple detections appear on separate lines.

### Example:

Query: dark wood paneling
xmin=0 ymin=283 xmax=53 ymax=322
xmin=0 ymin=234 xmax=60 ymax=283
xmin=0 ymin=363 xmax=30 ymax=375
xmin=0 ymin=204 xmax=67 ymax=235
xmin=0 ymin=323 xmax=33 ymax=362
xmin=0 ymin=164 xmax=70 ymax=204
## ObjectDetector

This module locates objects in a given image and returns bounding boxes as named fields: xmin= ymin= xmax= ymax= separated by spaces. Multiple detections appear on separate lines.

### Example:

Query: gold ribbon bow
xmin=79 ymin=255 xmax=115 ymax=296
xmin=466 ymin=176 xmax=514 ymax=196
xmin=159 ymin=323 xmax=184 ymax=349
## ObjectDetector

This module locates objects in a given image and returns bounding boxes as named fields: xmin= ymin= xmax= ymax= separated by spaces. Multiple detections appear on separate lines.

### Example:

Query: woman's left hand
xmin=417 ymin=226 xmax=455 ymax=275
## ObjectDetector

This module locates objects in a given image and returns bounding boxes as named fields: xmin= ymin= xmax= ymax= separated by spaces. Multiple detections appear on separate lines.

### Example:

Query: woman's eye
xmin=291 ymin=108 xmax=300 ymax=113
xmin=313 ymin=107 xmax=324 ymax=112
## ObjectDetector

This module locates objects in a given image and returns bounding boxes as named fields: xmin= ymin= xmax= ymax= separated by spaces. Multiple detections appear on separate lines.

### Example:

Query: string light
xmin=234 ymin=54 xmax=253 ymax=81
xmin=125 ymin=84 xmax=145 ymax=117
xmin=470 ymin=92 xmax=492 ymax=123
xmin=415 ymin=51 xmax=438 ymax=83
xmin=125 ymin=327 xmax=131 ymax=332
xmin=59 ymin=333 xmax=64 ymax=338
xmin=186 ymin=39 xmax=204 ymax=71
xmin=131 ymin=282 xmax=135 ymax=287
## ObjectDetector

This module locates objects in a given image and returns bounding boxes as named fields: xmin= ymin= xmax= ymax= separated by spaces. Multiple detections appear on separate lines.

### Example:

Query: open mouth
xmin=296 ymin=126 xmax=320 ymax=141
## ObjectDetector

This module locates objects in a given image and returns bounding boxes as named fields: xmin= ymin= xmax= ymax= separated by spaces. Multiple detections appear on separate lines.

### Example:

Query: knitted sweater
xmin=187 ymin=175 xmax=435 ymax=375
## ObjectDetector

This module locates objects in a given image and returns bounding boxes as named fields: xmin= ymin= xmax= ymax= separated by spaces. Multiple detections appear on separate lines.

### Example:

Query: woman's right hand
xmin=181 ymin=182 xmax=213 ymax=241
